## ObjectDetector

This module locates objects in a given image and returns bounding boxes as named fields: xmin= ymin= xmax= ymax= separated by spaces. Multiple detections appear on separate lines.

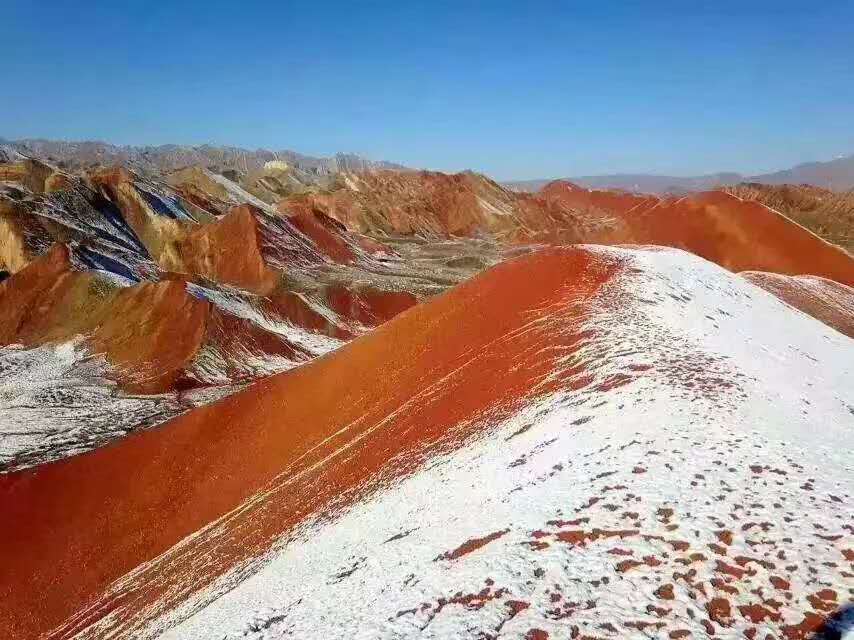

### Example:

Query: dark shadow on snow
xmin=810 ymin=604 xmax=854 ymax=639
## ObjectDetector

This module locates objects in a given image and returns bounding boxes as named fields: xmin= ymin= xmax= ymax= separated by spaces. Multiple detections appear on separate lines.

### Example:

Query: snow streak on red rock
xmin=277 ymin=171 xmax=854 ymax=285
xmin=155 ymin=246 xmax=850 ymax=640
xmin=0 ymin=247 xmax=619 ymax=638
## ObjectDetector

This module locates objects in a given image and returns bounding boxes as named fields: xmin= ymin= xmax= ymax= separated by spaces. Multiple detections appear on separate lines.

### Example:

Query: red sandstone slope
xmin=741 ymin=271 xmax=854 ymax=338
xmin=276 ymin=171 xmax=854 ymax=286
xmin=1 ymin=245 xmax=852 ymax=640
xmin=0 ymin=247 xmax=618 ymax=638
xmin=277 ymin=170 xmax=529 ymax=237
xmin=165 ymin=165 xmax=383 ymax=266
xmin=0 ymin=243 xmax=310 ymax=393
xmin=724 ymin=182 xmax=854 ymax=252
xmin=280 ymin=170 xmax=602 ymax=241
xmin=2 ymin=160 xmax=470 ymax=470
xmin=276 ymin=196 xmax=391 ymax=261
xmin=0 ymin=162 xmax=425 ymax=382
xmin=4 ymin=158 xmax=853 ymax=475
xmin=0 ymin=244 xmax=72 ymax=344
xmin=539 ymin=181 xmax=854 ymax=285
xmin=87 ymin=167 xmax=327 ymax=286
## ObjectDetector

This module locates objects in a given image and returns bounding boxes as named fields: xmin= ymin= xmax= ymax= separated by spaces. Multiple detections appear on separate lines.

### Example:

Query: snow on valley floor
xmin=140 ymin=247 xmax=851 ymax=639
xmin=0 ymin=341 xmax=252 ymax=471
xmin=0 ymin=297 xmax=341 ymax=471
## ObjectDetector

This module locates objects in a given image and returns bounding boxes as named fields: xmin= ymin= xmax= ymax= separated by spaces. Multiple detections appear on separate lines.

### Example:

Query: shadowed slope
xmin=0 ymin=244 xmax=314 ymax=395
xmin=88 ymin=168 xmax=312 ymax=292
xmin=0 ymin=247 xmax=619 ymax=638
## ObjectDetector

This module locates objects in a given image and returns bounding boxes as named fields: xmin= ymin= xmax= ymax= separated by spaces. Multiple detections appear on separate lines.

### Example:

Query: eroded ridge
xmin=2 ymin=246 xmax=851 ymax=639
xmin=0 ymin=247 xmax=620 ymax=638
xmin=155 ymin=247 xmax=852 ymax=640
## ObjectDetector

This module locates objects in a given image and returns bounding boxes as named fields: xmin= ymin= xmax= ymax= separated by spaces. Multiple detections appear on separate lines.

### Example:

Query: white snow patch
xmin=82 ymin=247 xmax=854 ymax=638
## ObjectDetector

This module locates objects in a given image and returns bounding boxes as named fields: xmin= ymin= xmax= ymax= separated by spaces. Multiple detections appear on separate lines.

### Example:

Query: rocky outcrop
xmin=277 ymin=172 xmax=854 ymax=286
xmin=278 ymin=171 xmax=525 ymax=237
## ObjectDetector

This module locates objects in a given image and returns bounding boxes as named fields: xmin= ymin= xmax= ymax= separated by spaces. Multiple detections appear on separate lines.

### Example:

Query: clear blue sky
xmin=5 ymin=1 xmax=854 ymax=180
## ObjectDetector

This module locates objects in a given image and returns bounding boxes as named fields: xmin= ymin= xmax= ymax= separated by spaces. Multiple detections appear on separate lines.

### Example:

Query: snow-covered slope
xmin=741 ymin=271 xmax=854 ymax=339
xmin=2 ymin=246 xmax=851 ymax=640
xmin=152 ymin=247 xmax=853 ymax=640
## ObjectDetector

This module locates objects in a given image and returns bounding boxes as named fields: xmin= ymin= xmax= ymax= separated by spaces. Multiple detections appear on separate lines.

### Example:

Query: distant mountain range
xmin=0 ymin=138 xmax=407 ymax=176
xmin=504 ymin=154 xmax=854 ymax=193
xmin=4 ymin=138 xmax=854 ymax=194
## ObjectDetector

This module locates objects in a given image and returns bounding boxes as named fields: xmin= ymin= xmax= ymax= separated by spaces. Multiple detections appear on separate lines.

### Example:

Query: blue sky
xmin=4 ymin=1 xmax=854 ymax=180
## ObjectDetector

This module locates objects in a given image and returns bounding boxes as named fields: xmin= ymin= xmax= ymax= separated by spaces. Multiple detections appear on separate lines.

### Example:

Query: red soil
xmin=436 ymin=529 xmax=509 ymax=561
xmin=278 ymin=198 xmax=358 ymax=264
xmin=0 ymin=247 xmax=620 ymax=638
xmin=177 ymin=204 xmax=279 ymax=294
xmin=706 ymin=596 xmax=733 ymax=625
xmin=540 ymin=181 xmax=854 ymax=285
xmin=739 ymin=603 xmax=781 ymax=623
xmin=655 ymin=584 xmax=675 ymax=600
xmin=781 ymin=612 xmax=827 ymax=639
xmin=741 ymin=271 xmax=854 ymax=338
xmin=89 ymin=280 xmax=210 ymax=393
xmin=326 ymin=284 xmax=419 ymax=327
xmin=0 ymin=244 xmax=299 ymax=394
xmin=0 ymin=243 xmax=73 ymax=344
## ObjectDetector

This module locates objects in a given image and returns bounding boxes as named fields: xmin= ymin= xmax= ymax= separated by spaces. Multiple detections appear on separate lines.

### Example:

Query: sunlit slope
xmin=0 ymin=246 xmax=851 ymax=639
xmin=0 ymin=247 xmax=618 ymax=637
xmin=741 ymin=271 xmax=854 ymax=338
xmin=540 ymin=182 xmax=854 ymax=285
xmin=165 ymin=248 xmax=853 ymax=640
